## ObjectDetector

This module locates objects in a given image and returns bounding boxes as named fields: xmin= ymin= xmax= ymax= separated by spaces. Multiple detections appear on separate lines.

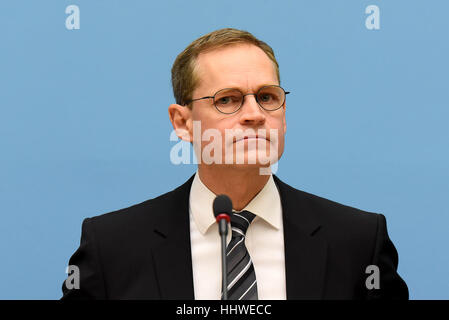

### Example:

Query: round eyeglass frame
xmin=184 ymin=85 xmax=290 ymax=114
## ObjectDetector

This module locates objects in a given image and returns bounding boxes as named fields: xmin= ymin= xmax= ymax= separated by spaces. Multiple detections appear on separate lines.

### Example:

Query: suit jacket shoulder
xmin=273 ymin=175 xmax=408 ymax=299
xmin=61 ymin=175 xmax=195 ymax=299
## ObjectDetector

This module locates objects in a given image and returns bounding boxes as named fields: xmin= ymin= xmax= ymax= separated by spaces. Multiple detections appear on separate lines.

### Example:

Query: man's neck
xmin=198 ymin=165 xmax=271 ymax=211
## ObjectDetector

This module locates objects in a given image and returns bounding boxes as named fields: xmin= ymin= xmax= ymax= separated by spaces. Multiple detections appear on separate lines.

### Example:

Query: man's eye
xmin=259 ymin=94 xmax=273 ymax=102
xmin=217 ymin=96 xmax=235 ymax=104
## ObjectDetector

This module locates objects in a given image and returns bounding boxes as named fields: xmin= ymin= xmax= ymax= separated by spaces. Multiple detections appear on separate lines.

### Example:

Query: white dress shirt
xmin=189 ymin=171 xmax=287 ymax=300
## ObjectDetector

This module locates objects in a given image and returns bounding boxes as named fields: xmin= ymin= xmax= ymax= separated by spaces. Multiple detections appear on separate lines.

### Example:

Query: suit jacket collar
xmin=151 ymin=174 xmax=328 ymax=300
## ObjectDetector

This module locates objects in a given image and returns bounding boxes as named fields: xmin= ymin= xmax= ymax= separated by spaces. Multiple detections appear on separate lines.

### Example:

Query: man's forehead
xmin=194 ymin=43 xmax=278 ymax=91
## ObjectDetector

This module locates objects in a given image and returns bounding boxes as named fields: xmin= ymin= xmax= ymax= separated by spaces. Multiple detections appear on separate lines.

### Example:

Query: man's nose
xmin=238 ymin=94 xmax=266 ymax=125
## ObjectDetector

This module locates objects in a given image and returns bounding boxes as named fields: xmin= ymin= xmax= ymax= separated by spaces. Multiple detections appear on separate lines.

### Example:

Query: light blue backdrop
xmin=1 ymin=0 xmax=448 ymax=299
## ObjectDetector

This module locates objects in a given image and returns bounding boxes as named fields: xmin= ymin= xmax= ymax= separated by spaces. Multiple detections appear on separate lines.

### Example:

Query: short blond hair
xmin=171 ymin=28 xmax=280 ymax=106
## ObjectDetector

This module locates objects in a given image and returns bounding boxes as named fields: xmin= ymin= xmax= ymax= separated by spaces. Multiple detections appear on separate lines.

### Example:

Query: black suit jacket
xmin=61 ymin=175 xmax=408 ymax=299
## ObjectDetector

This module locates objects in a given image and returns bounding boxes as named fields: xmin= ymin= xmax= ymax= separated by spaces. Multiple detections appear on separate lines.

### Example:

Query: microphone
xmin=213 ymin=194 xmax=233 ymax=300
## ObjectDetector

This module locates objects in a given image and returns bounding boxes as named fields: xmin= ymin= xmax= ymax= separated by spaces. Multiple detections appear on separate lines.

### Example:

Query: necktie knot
xmin=231 ymin=210 xmax=256 ymax=237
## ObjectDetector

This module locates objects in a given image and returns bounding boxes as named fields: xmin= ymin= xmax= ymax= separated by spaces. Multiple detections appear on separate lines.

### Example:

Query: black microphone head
xmin=213 ymin=194 xmax=233 ymax=218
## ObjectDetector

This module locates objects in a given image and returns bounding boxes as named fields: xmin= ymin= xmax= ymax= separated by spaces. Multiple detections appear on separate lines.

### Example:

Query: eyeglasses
xmin=185 ymin=85 xmax=290 ymax=114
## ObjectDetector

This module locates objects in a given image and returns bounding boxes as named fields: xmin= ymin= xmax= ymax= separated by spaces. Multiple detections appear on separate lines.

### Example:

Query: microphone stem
xmin=221 ymin=233 xmax=228 ymax=300
xmin=219 ymin=219 xmax=228 ymax=300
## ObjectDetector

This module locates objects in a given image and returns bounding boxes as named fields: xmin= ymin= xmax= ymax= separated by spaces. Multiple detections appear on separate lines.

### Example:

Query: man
xmin=61 ymin=28 xmax=408 ymax=299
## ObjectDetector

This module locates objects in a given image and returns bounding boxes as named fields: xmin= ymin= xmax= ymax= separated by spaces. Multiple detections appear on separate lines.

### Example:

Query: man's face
xmin=188 ymin=43 xmax=286 ymax=169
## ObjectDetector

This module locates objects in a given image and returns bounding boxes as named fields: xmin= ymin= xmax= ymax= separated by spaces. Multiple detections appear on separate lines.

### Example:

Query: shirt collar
xmin=189 ymin=171 xmax=282 ymax=235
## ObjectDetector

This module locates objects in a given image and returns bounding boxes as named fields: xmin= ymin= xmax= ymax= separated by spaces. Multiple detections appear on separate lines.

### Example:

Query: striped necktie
xmin=222 ymin=210 xmax=258 ymax=300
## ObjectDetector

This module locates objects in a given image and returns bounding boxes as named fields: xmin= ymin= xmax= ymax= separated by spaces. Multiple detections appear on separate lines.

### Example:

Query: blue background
xmin=1 ymin=0 xmax=448 ymax=299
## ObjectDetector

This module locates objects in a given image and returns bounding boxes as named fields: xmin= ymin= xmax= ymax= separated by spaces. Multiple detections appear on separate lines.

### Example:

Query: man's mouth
xmin=234 ymin=135 xmax=270 ymax=143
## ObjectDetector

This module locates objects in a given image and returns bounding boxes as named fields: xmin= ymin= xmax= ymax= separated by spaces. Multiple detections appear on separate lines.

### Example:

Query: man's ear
xmin=168 ymin=104 xmax=193 ymax=142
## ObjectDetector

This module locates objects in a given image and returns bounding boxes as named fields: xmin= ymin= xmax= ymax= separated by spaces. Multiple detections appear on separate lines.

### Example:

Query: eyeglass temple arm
xmin=184 ymin=96 xmax=214 ymax=106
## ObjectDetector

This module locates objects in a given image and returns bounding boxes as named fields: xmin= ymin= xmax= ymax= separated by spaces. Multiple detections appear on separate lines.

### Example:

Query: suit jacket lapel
xmin=273 ymin=175 xmax=328 ymax=299
xmin=151 ymin=175 xmax=195 ymax=299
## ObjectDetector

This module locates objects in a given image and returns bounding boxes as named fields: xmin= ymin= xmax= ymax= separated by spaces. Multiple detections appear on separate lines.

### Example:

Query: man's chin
xmin=207 ymin=158 xmax=277 ymax=169
xmin=197 ymin=146 xmax=282 ymax=172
